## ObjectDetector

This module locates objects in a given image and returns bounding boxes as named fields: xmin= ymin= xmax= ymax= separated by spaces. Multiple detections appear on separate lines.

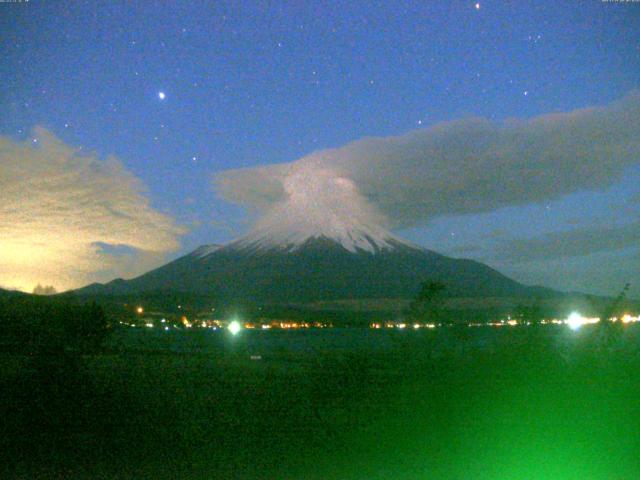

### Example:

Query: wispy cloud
xmin=216 ymin=93 xmax=640 ymax=230
xmin=500 ymin=222 xmax=640 ymax=263
xmin=0 ymin=127 xmax=185 ymax=292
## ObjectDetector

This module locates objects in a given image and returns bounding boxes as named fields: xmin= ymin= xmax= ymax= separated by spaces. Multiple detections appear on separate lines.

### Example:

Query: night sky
xmin=1 ymin=1 xmax=639 ymax=296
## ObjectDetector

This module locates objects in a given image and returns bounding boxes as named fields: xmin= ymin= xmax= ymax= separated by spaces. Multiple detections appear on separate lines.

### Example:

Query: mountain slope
xmin=0 ymin=288 xmax=26 ymax=298
xmin=75 ymin=180 xmax=555 ymax=303
xmin=76 ymin=236 xmax=553 ymax=303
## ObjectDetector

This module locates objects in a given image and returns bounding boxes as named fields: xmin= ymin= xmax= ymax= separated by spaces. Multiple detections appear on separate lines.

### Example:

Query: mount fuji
xmin=76 ymin=166 xmax=554 ymax=304
xmin=75 ymin=222 xmax=551 ymax=304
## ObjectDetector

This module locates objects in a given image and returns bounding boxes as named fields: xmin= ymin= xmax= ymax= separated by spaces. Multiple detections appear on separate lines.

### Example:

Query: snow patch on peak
xmin=228 ymin=165 xmax=413 ymax=253
xmin=232 ymin=224 xmax=404 ymax=254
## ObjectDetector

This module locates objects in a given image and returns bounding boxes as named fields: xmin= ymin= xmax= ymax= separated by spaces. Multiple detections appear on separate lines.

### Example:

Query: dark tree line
xmin=0 ymin=295 xmax=109 ymax=353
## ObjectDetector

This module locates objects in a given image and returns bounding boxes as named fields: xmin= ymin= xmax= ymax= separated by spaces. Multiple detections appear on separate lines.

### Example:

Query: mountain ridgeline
xmin=76 ymin=235 xmax=554 ymax=304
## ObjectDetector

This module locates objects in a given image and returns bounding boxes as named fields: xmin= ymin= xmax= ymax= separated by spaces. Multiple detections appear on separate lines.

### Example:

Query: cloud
xmin=497 ymin=246 xmax=640 ymax=299
xmin=216 ymin=93 xmax=640 ymax=230
xmin=0 ymin=127 xmax=185 ymax=292
xmin=499 ymin=222 xmax=640 ymax=263
xmin=445 ymin=244 xmax=485 ymax=256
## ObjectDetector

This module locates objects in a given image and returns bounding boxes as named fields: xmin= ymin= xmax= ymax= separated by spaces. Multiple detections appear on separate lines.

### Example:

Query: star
xmin=475 ymin=2 xmax=480 ymax=9
xmin=158 ymin=91 xmax=166 ymax=100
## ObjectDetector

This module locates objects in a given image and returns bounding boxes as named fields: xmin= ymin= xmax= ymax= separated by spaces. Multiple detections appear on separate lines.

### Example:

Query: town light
xmin=566 ymin=312 xmax=585 ymax=330
xmin=565 ymin=312 xmax=599 ymax=330
xmin=228 ymin=320 xmax=242 ymax=335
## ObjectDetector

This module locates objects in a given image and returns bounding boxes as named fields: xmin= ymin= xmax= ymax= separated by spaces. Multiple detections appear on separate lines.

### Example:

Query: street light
xmin=228 ymin=320 xmax=242 ymax=335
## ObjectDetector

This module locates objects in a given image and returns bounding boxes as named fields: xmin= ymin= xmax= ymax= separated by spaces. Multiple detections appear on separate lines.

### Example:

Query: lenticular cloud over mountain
xmin=232 ymin=164 xmax=403 ymax=253
xmin=216 ymin=94 xmax=640 ymax=241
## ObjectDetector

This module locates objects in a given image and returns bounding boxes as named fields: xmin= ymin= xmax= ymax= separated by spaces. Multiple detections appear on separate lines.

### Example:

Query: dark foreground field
xmin=2 ymin=326 xmax=640 ymax=479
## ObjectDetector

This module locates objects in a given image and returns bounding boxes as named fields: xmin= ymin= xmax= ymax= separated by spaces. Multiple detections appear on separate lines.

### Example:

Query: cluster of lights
xmin=228 ymin=321 xmax=329 ymax=330
xmin=256 ymin=321 xmax=328 ymax=329
xmin=370 ymin=322 xmax=436 ymax=329
xmin=124 ymin=314 xmax=332 ymax=331
xmin=126 ymin=307 xmax=639 ymax=333
xmin=369 ymin=313 xmax=640 ymax=330
xmin=563 ymin=312 xmax=640 ymax=330
xmin=616 ymin=314 xmax=640 ymax=324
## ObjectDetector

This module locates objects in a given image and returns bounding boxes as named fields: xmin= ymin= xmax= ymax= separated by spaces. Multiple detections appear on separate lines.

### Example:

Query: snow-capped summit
xmin=229 ymin=216 xmax=407 ymax=254
xmin=227 ymin=165 xmax=411 ymax=253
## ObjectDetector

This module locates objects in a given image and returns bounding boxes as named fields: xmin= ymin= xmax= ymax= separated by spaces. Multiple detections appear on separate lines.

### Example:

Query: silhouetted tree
xmin=33 ymin=284 xmax=58 ymax=295
xmin=514 ymin=300 xmax=543 ymax=326
xmin=603 ymin=283 xmax=630 ymax=322
xmin=597 ymin=283 xmax=630 ymax=341
xmin=408 ymin=281 xmax=448 ymax=324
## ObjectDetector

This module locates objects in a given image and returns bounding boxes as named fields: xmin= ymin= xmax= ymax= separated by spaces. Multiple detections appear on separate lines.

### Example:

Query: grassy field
xmin=1 ymin=325 xmax=639 ymax=479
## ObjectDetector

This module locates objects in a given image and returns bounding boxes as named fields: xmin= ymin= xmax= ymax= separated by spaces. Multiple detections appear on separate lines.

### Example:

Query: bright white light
xmin=228 ymin=320 xmax=242 ymax=335
xmin=475 ymin=2 xmax=480 ymax=9
xmin=565 ymin=312 xmax=600 ymax=330
xmin=566 ymin=312 xmax=586 ymax=330
xmin=158 ymin=91 xmax=166 ymax=100
xmin=621 ymin=314 xmax=639 ymax=324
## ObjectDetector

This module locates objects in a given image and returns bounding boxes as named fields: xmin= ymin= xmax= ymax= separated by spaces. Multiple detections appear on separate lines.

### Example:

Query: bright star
xmin=158 ymin=92 xmax=166 ymax=100
xmin=475 ymin=2 xmax=480 ymax=9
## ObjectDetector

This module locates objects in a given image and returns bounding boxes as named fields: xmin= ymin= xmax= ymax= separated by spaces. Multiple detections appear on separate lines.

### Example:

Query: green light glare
xmin=228 ymin=320 xmax=241 ymax=335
